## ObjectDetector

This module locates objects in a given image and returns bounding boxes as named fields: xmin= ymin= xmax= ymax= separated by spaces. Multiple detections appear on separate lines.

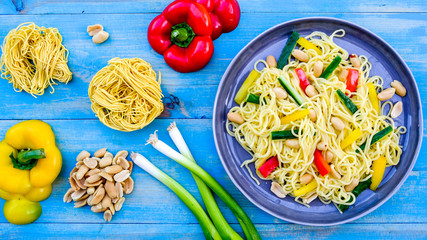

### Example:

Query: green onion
xmin=168 ymin=122 xmax=242 ymax=240
xmin=147 ymin=132 xmax=261 ymax=240
xmin=320 ymin=56 xmax=342 ymax=79
xmin=131 ymin=152 xmax=221 ymax=240
xmin=271 ymin=129 xmax=300 ymax=140
xmin=246 ymin=93 xmax=260 ymax=104
xmin=277 ymin=31 xmax=300 ymax=69
xmin=359 ymin=126 xmax=393 ymax=151
xmin=336 ymin=89 xmax=358 ymax=114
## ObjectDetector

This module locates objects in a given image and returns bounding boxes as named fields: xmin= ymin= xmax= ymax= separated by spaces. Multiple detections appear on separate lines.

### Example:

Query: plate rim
xmin=212 ymin=16 xmax=423 ymax=226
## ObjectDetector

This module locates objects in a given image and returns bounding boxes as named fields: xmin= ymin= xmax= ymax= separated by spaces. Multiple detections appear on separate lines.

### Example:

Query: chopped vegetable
xmin=337 ymin=178 xmax=372 ymax=212
xmin=313 ymin=150 xmax=331 ymax=176
xmin=280 ymin=109 xmax=310 ymax=125
xmin=277 ymin=31 xmax=300 ymax=69
xmin=370 ymin=156 xmax=387 ymax=191
xmin=131 ymin=152 xmax=222 ymax=240
xmin=341 ymin=128 xmax=362 ymax=149
xmin=367 ymin=82 xmax=380 ymax=113
xmin=278 ymin=76 xmax=305 ymax=106
xmin=296 ymin=37 xmax=322 ymax=55
xmin=258 ymin=156 xmax=279 ymax=178
xmin=246 ymin=93 xmax=260 ymax=104
xmin=271 ymin=129 xmax=300 ymax=140
xmin=336 ymin=89 xmax=358 ymax=114
xmin=147 ymin=131 xmax=261 ymax=240
xmin=295 ymin=68 xmax=310 ymax=92
xmin=294 ymin=180 xmax=318 ymax=197
xmin=346 ymin=69 xmax=359 ymax=96
xmin=320 ymin=56 xmax=342 ymax=79
xmin=234 ymin=70 xmax=261 ymax=104
xmin=359 ymin=126 xmax=393 ymax=151
xmin=168 ymin=122 xmax=242 ymax=240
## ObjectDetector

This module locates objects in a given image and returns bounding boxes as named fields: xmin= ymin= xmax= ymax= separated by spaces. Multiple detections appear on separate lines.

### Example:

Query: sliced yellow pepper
xmin=280 ymin=109 xmax=310 ymax=125
xmin=370 ymin=156 xmax=387 ymax=191
xmin=341 ymin=128 xmax=362 ymax=149
xmin=297 ymin=37 xmax=322 ymax=55
xmin=234 ymin=70 xmax=261 ymax=104
xmin=367 ymin=82 xmax=380 ymax=114
xmin=294 ymin=180 xmax=318 ymax=197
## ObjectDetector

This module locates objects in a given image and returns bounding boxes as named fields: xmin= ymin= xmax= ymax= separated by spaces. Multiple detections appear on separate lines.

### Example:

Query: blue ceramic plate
xmin=213 ymin=17 xmax=423 ymax=226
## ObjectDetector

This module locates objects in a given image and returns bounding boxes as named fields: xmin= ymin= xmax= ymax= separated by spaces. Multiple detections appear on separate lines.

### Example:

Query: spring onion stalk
xmin=130 ymin=152 xmax=221 ymax=240
xmin=168 ymin=122 xmax=243 ymax=240
xmin=147 ymin=132 xmax=261 ymax=240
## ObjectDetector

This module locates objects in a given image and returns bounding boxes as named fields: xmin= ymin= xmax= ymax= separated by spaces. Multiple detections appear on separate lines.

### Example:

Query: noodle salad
xmin=226 ymin=30 xmax=407 ymax=212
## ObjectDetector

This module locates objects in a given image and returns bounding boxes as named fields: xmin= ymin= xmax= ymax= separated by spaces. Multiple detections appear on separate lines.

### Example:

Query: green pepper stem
xmin=171 ymin=28 xmax=189 ymax=43
xmin=170 ymin=23 xmax=195 ymax=48
xmin=16 ymin=149 xmax=46 ymax=164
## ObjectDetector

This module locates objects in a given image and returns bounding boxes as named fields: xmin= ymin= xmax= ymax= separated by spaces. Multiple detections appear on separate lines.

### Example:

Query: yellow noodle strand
xmin=89 ymin=57 xmax=163 ymax=132
xmin=0 ymin=22 xmax=72 ymax=97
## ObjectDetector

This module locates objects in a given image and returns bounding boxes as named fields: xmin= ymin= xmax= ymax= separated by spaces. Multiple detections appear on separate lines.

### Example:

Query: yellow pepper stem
xmin=10 ymin=148 xmax=45 ymax=170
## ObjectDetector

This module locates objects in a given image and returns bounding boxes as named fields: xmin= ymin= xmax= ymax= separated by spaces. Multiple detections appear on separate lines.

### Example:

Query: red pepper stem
xmin=171 ymin=23 xmax=196 ymax=48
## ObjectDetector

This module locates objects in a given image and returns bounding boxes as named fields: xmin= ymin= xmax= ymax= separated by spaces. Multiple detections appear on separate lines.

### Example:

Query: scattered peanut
xmin=390 ymin=80 xmax=406 ymax=97
xmin=308 ymin=109 xmax=317 ymax=122
xmin=300 ymin=173 xmax=313 ymax=185
xmin=345 ymin=178 xmax=359 ymax=192
xmin=331 ymin=117 xmax=345 ymax=131
xmin=349 ymin=54 xmax=361 ymax=68
xmin=64 ymin=149 xmax=133 ymax=222
xmin=338 ymin=68 xmax=348 ymax=82
xmin=266 ymin=55 xmax=277 ymax=68
xmin=227 ymin=112 xmax=244 ymax=124
xmin=270 ymin=182 xmax=286 ymax=198
xmin=292 ymin=49 xmax=309 ymax=62
xmin=273 ymin=87 xmax=287 ymax=100
xmin=329 ymin=164 xmax=342 ymax=180
xmin=316 ymin=141 xmax=328 ymax=151
xmin=377 ymin=88 xmax=395 ymax=101
xmin=313 ymin=61 xmax=323 ymax=77
xmin=305 ymin=85 xmax=318 ymax=98
xmin=325 ymin=151 xmax=334 ymax=163
xmin=302 ymin=193 xmax=318 ymax=204
xmin=285 ymin=139 xmax=300 ymax=149
xmin=87 ymin=24 xmax=109 ymax=44
xmin=391 ymin=101 xmax=403 ymax=118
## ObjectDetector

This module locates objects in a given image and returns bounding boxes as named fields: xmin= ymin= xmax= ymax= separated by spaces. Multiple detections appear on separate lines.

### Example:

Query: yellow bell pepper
xmin=234 ymin=70 xmax=261 ymax=105
xmin=367 ymin=83 xmax=380 ymax=114
xmin=370 ymin=156 xmax=387 ymax=191
xmin=294 ymin=180 xmax=318 ymax=197
xmin=0 ymin=120 xmax=61 ymax=224
xmin=341 ymin=128 xmax=362 ymax=149
xmin=280 ymin=109 xmax=310 ymax=125
xmin=296 ymin=37 xmax=322 ymax=55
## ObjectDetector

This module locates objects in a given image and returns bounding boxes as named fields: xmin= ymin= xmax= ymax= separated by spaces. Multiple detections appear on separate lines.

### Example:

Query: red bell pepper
xmin=194 ymin=0 xmax=241 ymax=40
xmin=258 ymin=156 xmax=279 ymax=178
xmin=295 ymin=68 xmax=310 ymax=92
xmin=147 ymin=0 xmax=214 ymax=73
xmin=346 ymin=69 xmax=359 ymax=96
xmin=313 ymin=150 xmax=331 ymax=176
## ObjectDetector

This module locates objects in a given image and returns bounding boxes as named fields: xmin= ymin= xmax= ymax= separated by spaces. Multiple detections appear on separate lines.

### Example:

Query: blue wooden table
xmin=0 ymin=0 xmax=426 ymax=239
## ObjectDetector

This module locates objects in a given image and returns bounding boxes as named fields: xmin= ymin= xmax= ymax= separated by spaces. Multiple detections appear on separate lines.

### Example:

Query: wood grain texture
xmin=0 ymin=0 xmax=426 ymax=238
xmin=3 ymin=0 xmax=427 ymax=14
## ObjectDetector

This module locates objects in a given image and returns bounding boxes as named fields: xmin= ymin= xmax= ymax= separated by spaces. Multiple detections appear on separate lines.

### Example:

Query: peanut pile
xmin=63 ymin=148 xmax=134 ymax=222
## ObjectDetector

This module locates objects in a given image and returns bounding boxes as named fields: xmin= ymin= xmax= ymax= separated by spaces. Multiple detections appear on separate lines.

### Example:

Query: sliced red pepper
xmin=346 ymin=69 xmax=359 ymax=96
xmin=295 ymin=68 xmax=310 ymax=92
xmin=313 ymin=150 xmax=331 ymax=176
xmin=258 ymin=156 xmax=279 ymax=178
xmin=147 ymin=0 xmax=214 ymax=73
xmin=194 ymin=0 xmax=241 ymax=40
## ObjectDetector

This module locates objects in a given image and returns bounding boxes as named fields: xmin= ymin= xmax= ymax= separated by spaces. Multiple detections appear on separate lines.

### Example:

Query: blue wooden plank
xmin=0 ymin=13 xmax=425 ymax=117
xmin=11 ymin=0 xmax=427 ymax=14
xmin=0 ymin=119 xmax=424 ymax=226
xmin=0 ymin=223 xmax=426 ymax=239
xmin=0 ymin=1 xmax=17 ymax=14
